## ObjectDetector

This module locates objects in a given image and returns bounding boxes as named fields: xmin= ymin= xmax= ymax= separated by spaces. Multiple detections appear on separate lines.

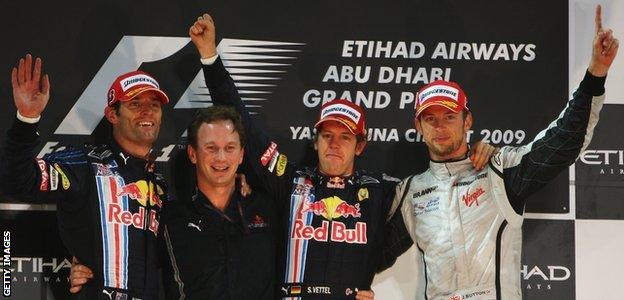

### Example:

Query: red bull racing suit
xmin=202 ymin=57 xmax=405 ymax=299
xmin=381 ymin=71 xmax=606 ymax=300
xmin=0 ymin=119 xmax=167 ymax=300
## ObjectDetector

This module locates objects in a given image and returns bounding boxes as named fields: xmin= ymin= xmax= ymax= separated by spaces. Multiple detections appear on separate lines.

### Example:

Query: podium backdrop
xmin=1 ymin=0 xmax=622 ymax=299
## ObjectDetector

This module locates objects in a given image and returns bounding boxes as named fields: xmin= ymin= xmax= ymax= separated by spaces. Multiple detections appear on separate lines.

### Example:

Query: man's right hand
xmin=11 ymin=54 xmax=50 ymax=119
xmin=189 ymin=13 xmax=218 ymax=59
xmin=69 ymin=256 xmax=93 ymax=294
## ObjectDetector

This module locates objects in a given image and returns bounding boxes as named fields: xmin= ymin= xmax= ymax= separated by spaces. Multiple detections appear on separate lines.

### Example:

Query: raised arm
xmin=500 ymin=5 xmax=618 ymax=213
xmin=1 ymin=54 xmax=86 ymax=201
xmin=189 ymin=14 xmax=296 ymax=199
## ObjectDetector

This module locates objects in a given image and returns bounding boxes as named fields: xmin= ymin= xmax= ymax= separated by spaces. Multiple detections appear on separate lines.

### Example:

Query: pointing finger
xmin=595 ymin=4 xmax=603 ymax=34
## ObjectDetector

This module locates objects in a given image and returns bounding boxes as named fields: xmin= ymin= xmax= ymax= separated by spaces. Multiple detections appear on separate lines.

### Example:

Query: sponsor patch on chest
xmin=413 ymin=197 xmax=440 ymax=215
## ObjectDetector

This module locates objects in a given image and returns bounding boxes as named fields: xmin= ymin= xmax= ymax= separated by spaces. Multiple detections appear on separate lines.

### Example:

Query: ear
xmin=354 ymin=140 xmax=367 ymax=156
xmin=104 ymin=106 xmax=117 ymax=125
xmin=414 ymin=117 xmax=422 ymax=134
xmin=187 ymin=145 xmax=197 ymax=164
xmin=464 ymin=112 xmax=473 ymax=132
xmin=238 ymin=148 xmax=244 ymax=165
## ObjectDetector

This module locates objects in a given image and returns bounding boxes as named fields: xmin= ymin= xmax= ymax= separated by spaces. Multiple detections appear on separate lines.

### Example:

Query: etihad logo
xmin=580 ymin=150 xmax=623 ymax=165
xmin=522 ymin=265 xmax=571 ymax=291
xmin=55 ymin=36 xmax=305 ymax=135
xmin=579 ymin=150 xmax=624 ymax=175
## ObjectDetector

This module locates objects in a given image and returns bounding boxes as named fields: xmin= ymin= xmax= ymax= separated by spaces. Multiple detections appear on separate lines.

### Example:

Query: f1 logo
xmin=55 ymin=36 xmax=304 ymax=135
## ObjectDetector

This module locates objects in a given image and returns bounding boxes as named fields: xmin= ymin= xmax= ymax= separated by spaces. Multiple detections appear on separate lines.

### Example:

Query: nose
xmin=215 ymin=149 xmax=227 ymax=160
xmin=432 ymin=119 xmax=445 ymax=130
xmin=328 ymin=135 xmax=340 ymax=148
xmin=139 ymin=103 xmax=157 ymax=115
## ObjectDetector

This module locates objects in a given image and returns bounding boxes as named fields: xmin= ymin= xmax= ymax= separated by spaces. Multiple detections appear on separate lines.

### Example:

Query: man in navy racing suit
xmin=0 ymin=55 xmax=170 ymax=299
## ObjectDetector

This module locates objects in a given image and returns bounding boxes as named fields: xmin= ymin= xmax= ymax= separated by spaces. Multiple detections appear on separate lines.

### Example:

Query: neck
xmin=318 ymin=167 xmax=352 ymax=177
xmin=197 ymin=180 xmax=235 ymax=212
xmin=113 ymin=134 xmax=151 ymax=159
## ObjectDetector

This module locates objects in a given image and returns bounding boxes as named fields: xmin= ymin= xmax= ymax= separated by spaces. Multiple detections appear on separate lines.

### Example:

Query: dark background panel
xmin=0 ymin=0 xmax=579 ymax=299
xmin=575 ymin=104 xmax=624 ymax=220
xmin=0 ymin=210 xmax=71 ymax=300
xmin=522 ymin=219 xmax=576 ymax=300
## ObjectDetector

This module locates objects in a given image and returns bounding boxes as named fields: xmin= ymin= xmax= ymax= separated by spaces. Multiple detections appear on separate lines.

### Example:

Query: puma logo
xmin=188 ymin=222 xmax=201 ymax=232
xmin=102 ymin=289 xmax=114 ymax=300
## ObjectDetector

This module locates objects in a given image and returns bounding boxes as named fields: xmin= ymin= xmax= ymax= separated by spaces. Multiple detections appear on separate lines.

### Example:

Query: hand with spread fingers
xmin=588 ymin=4 xmax=619 ymax=77
xmin=469 ymin=141 xmax=499 ymax=171
xmin=189 ymin=13 xmax=218 ymax=59
xmin=69 ymin=257 xmax=93 ymax=294
xmin=11 ymin=54 xmax=50 ymax=118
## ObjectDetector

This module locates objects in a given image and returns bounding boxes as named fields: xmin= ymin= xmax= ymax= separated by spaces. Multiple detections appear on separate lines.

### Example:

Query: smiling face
xmin=106 ymin=90 xmax=163 ymax=156
xmin=187 ymin=120 xmax=244 ymax=189
xmin=415 ymin=106 xmax=472 ymax=161
xmin=315 ymin=120 xmax=366 ymax=176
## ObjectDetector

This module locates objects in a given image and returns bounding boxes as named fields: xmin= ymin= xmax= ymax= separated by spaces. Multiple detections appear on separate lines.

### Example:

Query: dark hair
xmin=187 ymin=106 xmax=246 ymax=148
xmin=113 ymin=102 xmax=121 ymax=115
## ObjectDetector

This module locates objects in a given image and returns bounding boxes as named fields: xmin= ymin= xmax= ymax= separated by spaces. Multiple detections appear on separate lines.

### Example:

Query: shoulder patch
xmin=36 ymin=159 xmax=49 ymax=191
xmin=261 ymin=142 xmax=278 ymax=166
xmin=44 ymin=148 xmax=87 ymax=165
xmin=359 ymin=175 xmax=381 ymax=185
xmin=276 ymin=154 xmax=287 ymax=177
xmin=87 ymin=148 xmax=113 ymax=160
xmin=382 ymin=173 xmax=400 ymax=183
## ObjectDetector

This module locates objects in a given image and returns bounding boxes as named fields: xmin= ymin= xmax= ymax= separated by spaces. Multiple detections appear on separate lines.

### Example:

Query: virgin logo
xmin=462 ymin=187 xmax=484 ymax=207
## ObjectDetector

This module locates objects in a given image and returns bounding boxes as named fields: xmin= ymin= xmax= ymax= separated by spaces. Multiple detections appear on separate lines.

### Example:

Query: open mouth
xmin=138 ymin=121 xmax=155 ymax=127
xmin=211 ymin=166 xmax=230 ymax=172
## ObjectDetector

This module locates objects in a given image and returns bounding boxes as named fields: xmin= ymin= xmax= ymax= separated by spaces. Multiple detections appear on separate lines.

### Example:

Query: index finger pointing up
xmin=595 ymin=4 xmax=603 ymax=33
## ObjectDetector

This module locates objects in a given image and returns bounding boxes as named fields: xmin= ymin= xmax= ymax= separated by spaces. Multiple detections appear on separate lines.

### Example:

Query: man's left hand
xmin=356 ymin=289 xmax=375 ymax=300
xmin=588 ymin=5 xmax=619 ymax=77
xmin=469 ymin=141 xmax=498 ymax=171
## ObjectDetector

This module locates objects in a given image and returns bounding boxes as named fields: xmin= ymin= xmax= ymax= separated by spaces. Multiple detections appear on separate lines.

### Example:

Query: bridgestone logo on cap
xmin=321 ymin=104 xmax=361 ymax=123
xmin=121 ymin=74 xmax=159 ymax=92
xmin=418 ymin=85 xmax=459 ymax=105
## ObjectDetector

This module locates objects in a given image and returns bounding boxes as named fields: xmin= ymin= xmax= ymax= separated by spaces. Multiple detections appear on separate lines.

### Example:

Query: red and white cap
xmin=314 ymin=99 xmax=366 ymax=137
xmin=107 ymin=70 xmax=169 ymax=106
xmin=415 ymin=80 xmax=468 ymax=118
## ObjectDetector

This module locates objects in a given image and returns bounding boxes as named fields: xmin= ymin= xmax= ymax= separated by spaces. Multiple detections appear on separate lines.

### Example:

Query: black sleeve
xmin=376 ymin=176 xmax=414 ymax=273
xmin=159 ymin=222 xmax=181 ymax=300
xmin=0 ymin=118 xmax=87 ymax=203
xmin=502 ymin=71 xmax=606 ymax=213
xmin=202 ymin=58 xmax=296 ymax=200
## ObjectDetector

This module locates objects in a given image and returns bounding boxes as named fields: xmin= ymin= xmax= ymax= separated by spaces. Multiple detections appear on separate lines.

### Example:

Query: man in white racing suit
xmin=380 ymin=5 xmax=619 ymax=300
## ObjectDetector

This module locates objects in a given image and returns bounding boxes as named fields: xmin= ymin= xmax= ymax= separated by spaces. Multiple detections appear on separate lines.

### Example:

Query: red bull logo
xmin=291 ymin=220 xmax=367 ymax=244
xmin=302 ymin=196 xmax=361 ymax=220
xmin=107 ymin=204 xmax=159 ymax=235
xmin=117 ymin=180 xmax=163 ymax=208
xmin=294 ymin=196 xmax=367 ymax=244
